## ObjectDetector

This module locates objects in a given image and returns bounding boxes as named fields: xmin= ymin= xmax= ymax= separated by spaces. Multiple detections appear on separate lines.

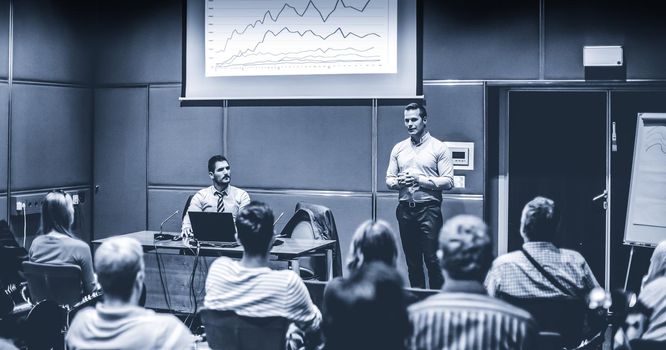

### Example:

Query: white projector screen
xmin=183 ymin=0 xmax=420 ymax=99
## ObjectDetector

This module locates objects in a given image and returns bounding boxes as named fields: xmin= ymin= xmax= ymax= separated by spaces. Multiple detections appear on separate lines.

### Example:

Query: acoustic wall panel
xmin=249 ymin=191 xmax=372 ymax=275
xmin=228 ymin=104 xmax=373 ymax=191
xmin=13 ymin=0 xmax=94 ymax=83
xmin=148 ymin=189 xmax=198 ymax=233
xmin=93 ymin=88 xmax=147 ymax=240
xmin=11 ymin=84 xmax=92 ymax=190
xmin=423 ymin=0 xmax=539 ymax=80
xmin=0 ymin=195 xmax=6 ymax=221
xmin=545 ymin=0 xmax=666 ymax=80
xmin=0 ymin=0 xmax=8 ymax=79
xmin=0 ymin=83 xmax=7 ymax=192
xmin=377 ymin=85 xmax=484 ymax=195
xmin=148 ymin=86 xmax=223 ymax=186
xmin=95 ymin=0 xmax=182 ymax=84
xmin=376 ymin=195 xmax=484 ymax=284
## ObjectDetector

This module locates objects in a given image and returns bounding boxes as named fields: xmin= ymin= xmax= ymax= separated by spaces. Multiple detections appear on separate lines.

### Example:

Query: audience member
xmin=346 ymin=219 xmax=399 ymax=273
xmin=204 ymin=201 xmax=321 ymax=347
xmin=323 ymin=261 xmax=411 ymax=350
xmin=66 ymin=237 xmax=196 ymax=350
xmin=29 ymin=190 xmax=96 ymax=294
xmin=485 ymin=196 xmax=599 ymax=298
xmin=409 ymin=215 xmax=536 ymax=350
xmin=624 ymin=240 xmax=666 ymax=342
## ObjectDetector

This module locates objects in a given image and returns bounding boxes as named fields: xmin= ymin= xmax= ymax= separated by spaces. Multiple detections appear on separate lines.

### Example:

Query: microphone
xmin=158 ymin=210 xmax=179 ymax=238
xmin=274 ymin=212 xmax=285 ymax=226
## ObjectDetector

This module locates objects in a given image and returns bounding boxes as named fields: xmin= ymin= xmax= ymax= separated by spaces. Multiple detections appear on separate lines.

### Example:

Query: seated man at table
xmin=204 ymin=201 xmax=322 ymax=348
xmin=181 ymin=154 xmax=251 ymax=237
xmin=66 ymin=237 xmax=196 ymax=350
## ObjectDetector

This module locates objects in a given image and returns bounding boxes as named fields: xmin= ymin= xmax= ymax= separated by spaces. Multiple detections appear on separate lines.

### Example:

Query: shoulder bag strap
xmin=521 ymin=247 xmax=574 ymax=297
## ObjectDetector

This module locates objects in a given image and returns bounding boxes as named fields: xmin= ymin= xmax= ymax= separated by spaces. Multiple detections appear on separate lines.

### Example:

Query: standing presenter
xmin=386 ymin=102 xmax=454 ymax=289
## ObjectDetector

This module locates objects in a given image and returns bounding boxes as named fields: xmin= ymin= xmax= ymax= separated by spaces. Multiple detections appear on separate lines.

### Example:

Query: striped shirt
xmin=386 ymin=132 xmax=454 ymax=203
xmin=204 ymin=257 xmax=321 ymax=331
xmin=181 ymin=185 xmax=251 ymax=233
xmin=485 ymin=242 xmax=600 ymax=299
xmin=408 ymin=281 xmax=536 ymax=350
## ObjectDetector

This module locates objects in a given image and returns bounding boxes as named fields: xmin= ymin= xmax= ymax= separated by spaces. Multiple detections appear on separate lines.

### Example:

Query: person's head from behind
xmin=95 ymin=237 xmax=144 ymax=304
xmin=236 ymin=201 xmax=275 ymax=256
xmin=208 ymin=155 xmax=231 ymax=188
xmin=347 ymin=220 xmax=398 ymax=273
xmin=41 ymin=190 xmax=75 ymax=237
xmin=438 ymin=215 xmax=492 ymax=283
xmin=323 ymin=262 xmax=409 ymax=350
xmin=520 ymin=196 xmax=560 ymax=243
xmin=642 ymin=240 xmax=666 ymax=288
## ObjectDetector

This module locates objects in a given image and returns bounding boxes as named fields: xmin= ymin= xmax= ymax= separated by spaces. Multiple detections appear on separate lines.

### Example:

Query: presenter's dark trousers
xmin=396 ymin=200 xmax=444 ymax=289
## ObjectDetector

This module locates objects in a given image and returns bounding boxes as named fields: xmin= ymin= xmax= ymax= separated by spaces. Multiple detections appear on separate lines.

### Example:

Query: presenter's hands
xmin=181 ymin=227 xmax=193 ymax=239
xmin=401 ymin=173 xmax=418 ymax=187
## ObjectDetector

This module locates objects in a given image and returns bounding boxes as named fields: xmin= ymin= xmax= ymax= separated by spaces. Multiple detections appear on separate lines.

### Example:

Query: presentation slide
xmin=205 ymin=0 xmax=398 ymax=77
xmin=184 ymin=0 xmax=419 ymax=99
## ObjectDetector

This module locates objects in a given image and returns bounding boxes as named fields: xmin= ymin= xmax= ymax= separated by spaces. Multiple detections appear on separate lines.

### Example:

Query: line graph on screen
xmin=204 ymin=0 xmax=397 ymax=77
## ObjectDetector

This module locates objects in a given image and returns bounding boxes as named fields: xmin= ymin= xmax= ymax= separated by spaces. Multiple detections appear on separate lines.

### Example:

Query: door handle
xmin=592 ymin=190 xmax=608 ymax=202
xmin=94 ymin=185 xmax=100 ymax=194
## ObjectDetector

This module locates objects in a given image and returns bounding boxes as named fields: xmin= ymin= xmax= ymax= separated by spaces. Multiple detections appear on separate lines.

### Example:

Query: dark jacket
xmin=281 ymin=202 xmax=343 ymax=278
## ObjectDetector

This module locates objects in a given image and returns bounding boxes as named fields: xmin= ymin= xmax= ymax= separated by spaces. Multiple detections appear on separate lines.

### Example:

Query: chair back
xmin=22 ymin=261 xmax=83 ymax=307
xmin=304 ymin=280 xmax=327 ymax=309
xmin=497 ymin=292 xmax=585 ymax=347
xmin=200 ymin=309 xmax=288 ymax=350
xmin=182 ymin=194 xmax=195 ymax=221
xmin=404 ymin=287 xmax=439 ymax=305
xmin=629 ymin=339 xmax=666 ymax=350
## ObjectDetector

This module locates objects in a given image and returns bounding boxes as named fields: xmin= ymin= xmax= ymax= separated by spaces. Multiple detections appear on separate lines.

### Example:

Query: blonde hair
xmin=40 ymin=191 xmax=74 ymax=237
xmin=346 ymin=220 xmax=398 ymax=273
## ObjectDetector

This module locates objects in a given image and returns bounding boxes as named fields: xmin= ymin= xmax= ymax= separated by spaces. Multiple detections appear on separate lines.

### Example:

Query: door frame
xmin=494 ymin=86 xmax=612 ymax=290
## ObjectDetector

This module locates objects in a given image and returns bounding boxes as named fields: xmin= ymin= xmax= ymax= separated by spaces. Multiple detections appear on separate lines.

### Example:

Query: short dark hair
xmin=236 ymin=201 xmax=275 ymax=255
xmin=323 ymin=262 xmax=410 ymax=350
xmin=405 ymin=102 xmax=427 ymax=119
xmin=208 ymin=155 xmax=228 ymax=173
xmin=521 ymin=196 xmax=560 ymax=242
xmin=439 ymin=215 xmax=492 ymax=281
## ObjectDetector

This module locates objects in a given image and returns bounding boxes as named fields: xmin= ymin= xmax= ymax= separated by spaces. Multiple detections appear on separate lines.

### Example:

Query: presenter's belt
xmin=399 ymin=200 xmax=440 ymax=209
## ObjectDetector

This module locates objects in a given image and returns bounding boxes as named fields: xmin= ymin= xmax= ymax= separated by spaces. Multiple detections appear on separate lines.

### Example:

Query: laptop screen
xmin=189 ymin=212 xmax=236 ymax=242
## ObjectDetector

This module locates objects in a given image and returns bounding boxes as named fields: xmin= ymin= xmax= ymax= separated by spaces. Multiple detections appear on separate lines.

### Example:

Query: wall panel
xmin=0 ymin=0 xmax=8 ymax=79
xmin=148 ymin=86 xmax=223 ymax=186
xmin=13 ymin=0 xmax=93 ymax=83
xmin=95 ymin=0 xmax=181 ymax=84
xmin=378 ymin=85 xmax=484 ymax=194
xmin=423 ymin=0 xmax=539 ymax=80
xmin=93 ymin=88 xmax=147 ymax=239
xmin=0 ymin=83 xmax=7 ymax=192
xmin=228 ymin=104 xmax=372 ymax=191
xmin=0 ymin=195 xmax=6 ymax=222
xmin=148 ymin=188 xmax=197 ymax=233
xmin=545 ymin=0 xmax=666 ymax=80
xmin=11 ymin=84 xmax=92 ymax=190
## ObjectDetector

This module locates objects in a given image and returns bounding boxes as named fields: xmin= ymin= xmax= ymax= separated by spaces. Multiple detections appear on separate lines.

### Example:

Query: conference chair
xmin=629 ymin=339 xmax=666 ymax=350
xmin=21 ymin=262 xmax=84 ymax=350
xmin=304 ymin=280 xmax=327 ymax=309
xmin=199 ymin=309 xmax=289 ymax=350
xmin=182 ymin=194 xmax=194 ymax=221
xmin=280 ymin=202 xmax=342 ymax=280
xmin=497 ymin=292 xmax=586 ymax=349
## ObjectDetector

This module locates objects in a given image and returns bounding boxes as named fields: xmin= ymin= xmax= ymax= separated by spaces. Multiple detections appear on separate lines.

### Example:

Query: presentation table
xmin=92 ymin=231 xmax=336 ymax=313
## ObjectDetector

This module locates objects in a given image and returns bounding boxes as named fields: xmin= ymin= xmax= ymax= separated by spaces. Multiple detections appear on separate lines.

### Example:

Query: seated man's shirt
xmin=638 ymin=277 xmax=666 ymax=341
xmin=408 ymin=280 xmax=536 ymax=350
xmin=66 ymin=304 xmax=196 ymax=350
xmin=485 ymin=242 xmax=600 ymax=298
xmin=181 ymin=185 xmax=250 ymax=233
xmin=204 ymin=257 xmax=321 ymax=331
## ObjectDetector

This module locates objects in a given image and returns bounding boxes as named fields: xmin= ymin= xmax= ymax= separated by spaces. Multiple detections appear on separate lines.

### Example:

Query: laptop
xmin=189 ymin=212 xmax=238 ymax=246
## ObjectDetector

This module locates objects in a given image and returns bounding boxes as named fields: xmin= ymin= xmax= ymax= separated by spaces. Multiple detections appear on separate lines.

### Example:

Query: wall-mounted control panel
xmin=444 ymin=141 xmax=475 ymax=171
xmin=11 ymin=190 xmax=85 ymax=216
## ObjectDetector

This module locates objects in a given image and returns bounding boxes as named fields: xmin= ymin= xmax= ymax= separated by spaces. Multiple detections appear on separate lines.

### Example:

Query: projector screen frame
xmin=181 ymin=0 xmax=423 ymax=101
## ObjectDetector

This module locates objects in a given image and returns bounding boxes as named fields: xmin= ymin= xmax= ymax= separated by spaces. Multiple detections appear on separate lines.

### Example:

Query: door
xmin=507 ymin=91 xmax=608 ymax=286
